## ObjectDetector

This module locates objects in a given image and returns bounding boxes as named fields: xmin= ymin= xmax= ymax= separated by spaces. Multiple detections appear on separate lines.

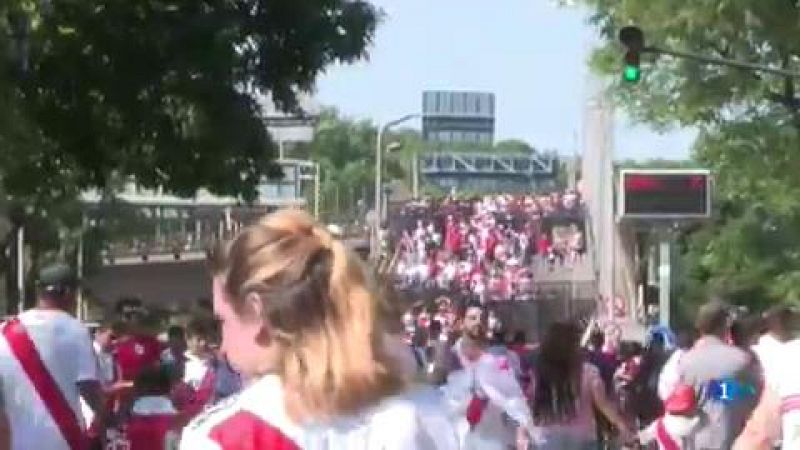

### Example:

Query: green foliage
xmin=1 ymin=0 xmax=380 ymax=202
xmin=678 ymin=205 xmax=800 ymax=308
xmin=615 ymin=158 xmax=701 ymax=169
xmin=305 ymin=109 xmax=550 ymax=214
xmin=0 ymin=1 xmax=380 ymax=300
xmin=306 ymin=109 xmax=396 ymax=221
xmin=424 ymin=139 xmax=536 ymax=155
xmin=494 ymin=139 xmax=535 ymax=154
xmin=577 ymin=0 xmax=800 ymax=310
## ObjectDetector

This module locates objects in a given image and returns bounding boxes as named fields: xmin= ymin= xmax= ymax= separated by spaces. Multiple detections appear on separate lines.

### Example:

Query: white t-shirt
xmin=0 ymin=309 xmax=98 ymax=450
xmin=184 ymin=352 xmax=212 ymax=389
xmin=441 ymin=353 xmax=533 ymax=450
xmin=753 ymin=334 xmax=785 ymax=389
xmin=180 ymin=374 xmax=448 ymax=449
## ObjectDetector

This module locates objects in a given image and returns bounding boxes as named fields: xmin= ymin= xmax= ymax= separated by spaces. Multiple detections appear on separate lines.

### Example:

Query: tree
xmin=495 ymin=139 xmax=534 ymax=154
xmin=0 ymin=1 xmax=380 ymax=311
xmin=1 ymin=0 xmax=381 ymax=202
xmin=305 ymin=109 xmax=406 ymax=222
xmin=615 ymin=158 xmax=700 ymax=170
xmin=576 ymin=0 xmax=800 ymax=309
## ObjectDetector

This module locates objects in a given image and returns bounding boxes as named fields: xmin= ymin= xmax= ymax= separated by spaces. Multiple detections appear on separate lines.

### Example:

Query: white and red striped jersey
xmin=180 ymin=374 xmax=450 ymax=450
xmin=441 ymin=353 xmax=534 ymax=450
xmin=0 ymin=309 xmax=98 ymax=450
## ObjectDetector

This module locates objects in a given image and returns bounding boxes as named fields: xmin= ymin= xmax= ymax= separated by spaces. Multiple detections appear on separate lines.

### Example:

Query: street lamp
xmin=386 ymin=142 xmax=403 ymax=153
xmin=382 ymin=141 xmax=423 ymax=200
xmin=372 ymin=114 xmax=419 ymax=260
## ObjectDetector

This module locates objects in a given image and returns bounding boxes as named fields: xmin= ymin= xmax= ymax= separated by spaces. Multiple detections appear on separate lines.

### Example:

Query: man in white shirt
xmin=752 ymin=305 xmax=796 ymax=389
xmin=0 ymin=263 xmax=103 ymax=450
xmin=442 ymin=334 xmax=533 ymax=450
xmin=450 ymin=302 xmax=486 ymax=370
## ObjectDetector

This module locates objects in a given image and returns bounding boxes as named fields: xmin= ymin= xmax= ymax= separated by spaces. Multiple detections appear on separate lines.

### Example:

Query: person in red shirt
xmin=444 ymin=215 xmax=462 ymax=254
xmin=114 ymin=301 xmax=162 ymax=382
xmin=536 ymin=232 xmax=552 ymax=265
xmin=114 ymin=322 xmax=162 ymax=384
xmin=113 ymin=301 xmax=163 ymax=414
xmin=118 ymin=366 xmax=182 ymax=450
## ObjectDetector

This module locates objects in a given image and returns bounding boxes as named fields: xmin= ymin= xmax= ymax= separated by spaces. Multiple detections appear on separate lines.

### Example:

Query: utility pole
xmin=16 ymin=226 xmax=25 ymax=314
xmin=313 ymin=162 xmax=321 ymax=219
xmin=412 ymin=154 xmax=420 ymax=199
xmin=658 ymin=233 xmax=671 ymax=327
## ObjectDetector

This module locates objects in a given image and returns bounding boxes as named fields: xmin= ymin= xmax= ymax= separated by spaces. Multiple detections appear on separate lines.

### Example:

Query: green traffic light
xmin=623 ymin=65 xmax=641 ymax=82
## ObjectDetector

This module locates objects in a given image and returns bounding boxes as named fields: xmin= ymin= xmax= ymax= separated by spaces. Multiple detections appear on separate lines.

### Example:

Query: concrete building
xmin=422 ymin=91 xmax=495 ymax=145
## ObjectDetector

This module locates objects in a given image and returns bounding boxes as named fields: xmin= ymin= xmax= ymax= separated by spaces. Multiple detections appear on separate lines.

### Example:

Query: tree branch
xmin=766 ymin=54 xmax=800 ymax=121
xmin=781 ymin=55 xmax=800 ymax=130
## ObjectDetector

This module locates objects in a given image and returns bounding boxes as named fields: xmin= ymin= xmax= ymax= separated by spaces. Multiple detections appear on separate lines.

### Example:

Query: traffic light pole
xmin=644 ymin=46 xmax=800 ymax=79
xmin=658 ymin=233 xmax=671 ymax=328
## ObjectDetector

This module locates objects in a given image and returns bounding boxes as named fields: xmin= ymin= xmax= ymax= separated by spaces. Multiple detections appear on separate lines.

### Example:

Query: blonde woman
xmin=180 ymin=209 xmax=449 ymax=449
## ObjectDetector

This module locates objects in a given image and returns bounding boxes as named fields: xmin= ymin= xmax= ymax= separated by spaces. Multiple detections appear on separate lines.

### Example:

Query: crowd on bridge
xmin=0 ymin=208 xmax=798 ymax=450
xmin=388 ymin=191 xmax=587 ymax=303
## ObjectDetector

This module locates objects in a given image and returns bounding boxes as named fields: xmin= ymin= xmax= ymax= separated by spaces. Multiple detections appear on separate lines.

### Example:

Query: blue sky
xmin=315 ymin=0 xmax=695 ymax=161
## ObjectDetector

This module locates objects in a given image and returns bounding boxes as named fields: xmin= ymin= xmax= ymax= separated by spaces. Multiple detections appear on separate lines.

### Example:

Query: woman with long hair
xmin=179 ymin=209 xmax=450 ymax=449
xmin=523 ymin=322 xmax=631 ymax=450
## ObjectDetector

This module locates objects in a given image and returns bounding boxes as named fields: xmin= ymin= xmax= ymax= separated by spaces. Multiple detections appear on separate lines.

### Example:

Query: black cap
xmin=37 ymin=263 xmax=78 ymax=290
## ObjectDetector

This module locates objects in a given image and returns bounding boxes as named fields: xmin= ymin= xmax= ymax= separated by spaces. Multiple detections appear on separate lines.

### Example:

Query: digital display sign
xmin=620 ymin=170 xmax=711 ymax=219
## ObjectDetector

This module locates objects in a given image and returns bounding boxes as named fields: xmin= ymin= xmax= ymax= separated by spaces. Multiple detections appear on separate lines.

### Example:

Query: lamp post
xmin=372 ymin=114 xmax=419 ymax=260
xmin=313 ymin=162 xmax=321 ymax=219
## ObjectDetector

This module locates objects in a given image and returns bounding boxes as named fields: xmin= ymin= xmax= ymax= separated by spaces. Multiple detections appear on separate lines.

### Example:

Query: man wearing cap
xmin=0 ymin=263 xmax=104 ymax=450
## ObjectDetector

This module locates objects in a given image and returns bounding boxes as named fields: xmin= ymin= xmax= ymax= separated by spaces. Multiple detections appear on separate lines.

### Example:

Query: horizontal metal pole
xmin=645 ymin=46 xmax=800 ymax=78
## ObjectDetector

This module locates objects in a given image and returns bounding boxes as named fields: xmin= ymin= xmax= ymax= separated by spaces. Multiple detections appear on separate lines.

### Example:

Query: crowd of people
xmin=0 ymin=208 xmax=798 ymax=450
xmin=388 ymin=191 xmax=586 ymax=303
xmin=399 ymin=293 xmax=800 ymax=450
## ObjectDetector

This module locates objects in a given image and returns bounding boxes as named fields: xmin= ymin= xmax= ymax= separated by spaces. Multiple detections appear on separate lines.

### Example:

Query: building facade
xmin=422 ymin=91 xmax=495 ymax=145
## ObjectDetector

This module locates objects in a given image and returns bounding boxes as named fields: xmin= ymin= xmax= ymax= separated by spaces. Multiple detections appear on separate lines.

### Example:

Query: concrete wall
xmin=84 ymin=260 xmax=210 ymax=314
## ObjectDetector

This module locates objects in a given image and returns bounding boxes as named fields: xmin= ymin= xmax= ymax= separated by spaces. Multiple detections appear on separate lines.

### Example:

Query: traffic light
xmin=619 ymin=26 xmax=645 ymax=83
xmin=623 ymin=50 xmax=641 ymax=82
